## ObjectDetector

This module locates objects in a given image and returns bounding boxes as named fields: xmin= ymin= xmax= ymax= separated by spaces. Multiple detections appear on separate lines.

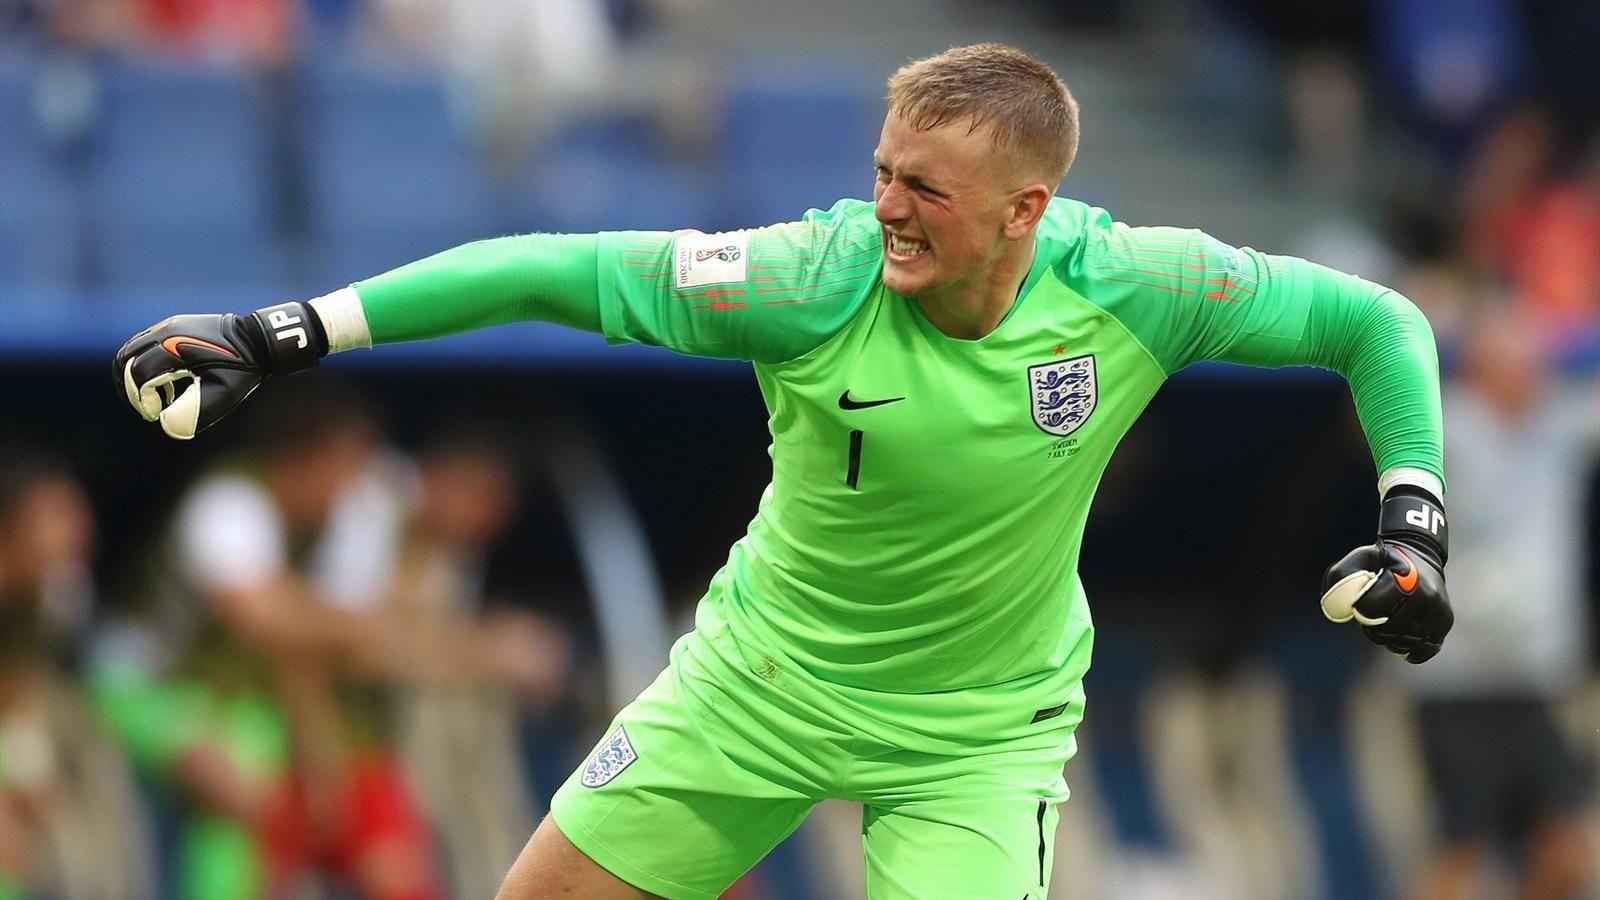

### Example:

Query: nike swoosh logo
xmin=163 ymin=335 xmax=239 ymax=359
xmin=1392 ymin=548 xmax=1418 ymax=593
xmin=838 ymin=391 xmax=904 ymax=410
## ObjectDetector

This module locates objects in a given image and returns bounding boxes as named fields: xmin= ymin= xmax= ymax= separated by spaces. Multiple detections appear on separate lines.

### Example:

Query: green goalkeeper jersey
xmin=353 ymin=196 xmax=1443 ymax=752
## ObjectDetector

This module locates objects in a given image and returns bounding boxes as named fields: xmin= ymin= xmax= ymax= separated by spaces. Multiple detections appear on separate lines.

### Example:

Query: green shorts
xmin=550 ymin=614 xmax=1076 ymax=899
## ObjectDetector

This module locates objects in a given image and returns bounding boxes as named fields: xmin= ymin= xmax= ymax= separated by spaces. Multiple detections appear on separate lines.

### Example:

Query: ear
xmin=1003 ymin=183 xmax=1052 ymax=239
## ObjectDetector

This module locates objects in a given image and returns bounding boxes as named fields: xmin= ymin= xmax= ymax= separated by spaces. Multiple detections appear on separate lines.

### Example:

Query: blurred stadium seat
xmin=0 ymin=59 xmax=83 ymax=288
xmin=717 ymin=66 xmax=881 ymax=225
xmin=302 ymin=62 xmax=497 ymax=284
xmin=91 ymin=58 xmax=283 ymax=289
xmin=517 ymin=114 xmax=717 ymax=232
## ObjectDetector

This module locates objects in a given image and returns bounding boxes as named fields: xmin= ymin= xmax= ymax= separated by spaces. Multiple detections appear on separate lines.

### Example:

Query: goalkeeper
xmin=114 ymin=43 xmax=1452 ymax=900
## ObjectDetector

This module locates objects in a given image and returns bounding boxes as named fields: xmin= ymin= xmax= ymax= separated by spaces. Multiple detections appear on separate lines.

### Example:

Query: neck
xmin=914 ymin=237 xmax=1035 ymax=340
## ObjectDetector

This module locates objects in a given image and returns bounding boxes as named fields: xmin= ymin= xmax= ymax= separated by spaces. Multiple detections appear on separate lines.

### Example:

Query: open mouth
xmin=885 ymin=230 xmax=929 ymax=262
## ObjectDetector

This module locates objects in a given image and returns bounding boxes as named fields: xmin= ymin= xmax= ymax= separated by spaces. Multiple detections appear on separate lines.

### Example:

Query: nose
xmin=875 ymin=181 xmax=909 ymax=226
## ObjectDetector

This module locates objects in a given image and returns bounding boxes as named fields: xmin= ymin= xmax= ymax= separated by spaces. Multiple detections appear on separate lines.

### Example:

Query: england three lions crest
xmin=580 ymin=725 xmax=638 ymax=788
xmin=1029 ymin=355 xmax=1097 ymax=436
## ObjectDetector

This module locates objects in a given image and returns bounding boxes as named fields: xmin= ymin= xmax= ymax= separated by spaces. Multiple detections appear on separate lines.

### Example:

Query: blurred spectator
xmin=1404 ymin=307 xmax=1599 ymax=900
xmin=0 ymin=450 xmax=154 ymax=899
xmin=1377 ymin=0 xmax=1524 ymax=163
xmin=129 ymin=0 xmax=291 ymax=65
xmin=366 ymin=0 xmax=710 ymax=180
xmin=387 ymin=430 xmax=570 ymax=898
xmin=1213 ymin=0 xmax=1374 ymax=197
xmin=1386 ymin=242 xmax=1509 ymax=356
xmin=1460 ymin=112 xmax=1600 ymax=339
xmin=368 ymin=0 xmax=623 ymax=175
xmin=95 ymin=386 xmax=555 ymax=899
xmin=1517 ymin=0 xmax=1600 ymax=144
xmin=1 ymin=0 xmax=139 ymax=46
xmin=93 ymin=388 xmax=432 ymax=899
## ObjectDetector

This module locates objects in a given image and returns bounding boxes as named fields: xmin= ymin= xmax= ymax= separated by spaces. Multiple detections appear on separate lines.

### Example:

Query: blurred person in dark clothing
xmin=97 ymin=387 xmax=553 ymax=900
xmin=1460 ymin=113 xmax=1600 ymax=339
xmin=388 ymin=430 xmax=572 ymax=899
xmin=0 ymin=451 xmax=154 ymax=899
xmin=1405 ymin=307 xmax=1598 ymax=900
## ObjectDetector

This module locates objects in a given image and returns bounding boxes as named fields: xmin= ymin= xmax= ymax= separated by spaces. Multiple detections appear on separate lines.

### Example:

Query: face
xmin=419 ymin=453 xmax=515 ymax=547
xmin=873 ymin=114 xmax=1036 ymax=301
xmin=1463 ymin=309 xmax=1548 ymax=417
xmin=0 ymin=479 xmax=93 ymax=582
xmin=275 ymin=427 xmax=377 ymax=527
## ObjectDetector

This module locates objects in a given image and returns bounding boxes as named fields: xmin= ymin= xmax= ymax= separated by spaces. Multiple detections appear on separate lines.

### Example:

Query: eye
xmin=874 ymin=165 xmax=891 ymax=182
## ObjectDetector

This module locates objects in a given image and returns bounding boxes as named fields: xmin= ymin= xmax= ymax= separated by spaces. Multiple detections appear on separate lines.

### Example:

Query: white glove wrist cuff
xmin=1378 ymin=466 xmax=1444 ymax=501
xmin=308 ymin=286 xmax=372 ymax=354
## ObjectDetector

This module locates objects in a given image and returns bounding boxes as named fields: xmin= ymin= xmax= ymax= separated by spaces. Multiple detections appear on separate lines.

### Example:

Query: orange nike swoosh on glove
xmin=162 ymin=335 xmax=238 ymax=359
xmin=1392 ymin=548 xmax=1418 ymax=593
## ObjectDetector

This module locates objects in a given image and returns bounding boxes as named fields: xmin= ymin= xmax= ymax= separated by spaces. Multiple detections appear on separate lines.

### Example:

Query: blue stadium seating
xmin=513 ymin=115 xmax=715 ymax=233
xmin=721 ymin=163 xmax=871 ymax=230
xmin=300 ymin=62 xmax=497 ymax=284
xmin=713 ymin=68 xmax=881 ymax=227
xmin=720 ymin=67 xmax=883 ymax=168
xmin=0 ymin=58 xmax=85 ymax=288
xmin=90 ymin=57 xmax=283 ymax=288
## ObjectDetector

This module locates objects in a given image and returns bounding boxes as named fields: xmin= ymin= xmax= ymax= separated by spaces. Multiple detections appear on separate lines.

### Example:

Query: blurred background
xmin=1 ymin=0 xmax=1597 ymax=897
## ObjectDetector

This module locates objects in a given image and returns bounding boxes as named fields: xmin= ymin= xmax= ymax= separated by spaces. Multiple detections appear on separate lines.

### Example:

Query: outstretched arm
xmin=112 ymin=233 xmax=606 ymax=439
xmin=340 ymin=233 xmax=604 ymax=344
xmin=115 ymin=200 xmax=884 ymax=439
xmin=1072 ymin=224 xmax=1451 ymax=660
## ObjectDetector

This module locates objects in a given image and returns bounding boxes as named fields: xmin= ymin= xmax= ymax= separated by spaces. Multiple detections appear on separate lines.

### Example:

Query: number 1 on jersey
xmin=846 ymin=429 xmax=863 ymax=490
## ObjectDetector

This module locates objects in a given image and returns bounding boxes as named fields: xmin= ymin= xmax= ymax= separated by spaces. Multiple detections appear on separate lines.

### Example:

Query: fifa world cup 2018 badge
xmin=675 ymin=230 xmax=750 ymax=289
xmin=694 ymin=245 xmax=741 ymax=263
xmin=581 ymin=726 xmax=638 ymax=788
xmin=1028 ymin=355 xmax=1097 ymax=437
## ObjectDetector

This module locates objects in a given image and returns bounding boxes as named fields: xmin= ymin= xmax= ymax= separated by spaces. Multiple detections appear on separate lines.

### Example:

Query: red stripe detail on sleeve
xmin=749 ymin=254 xmax=878 ymax=275
xmin=1098 ymin=254 xmax=1207 ymax=270
xmin=756 ymin=272 xmax=871 ymax=295
xmin=1091 ymin=264 xmax=1200 ymax=281
xmin=1201 ymin=274 xmax=1254 ymax=303
xmin=1109 ymin=245 xmax=1197 ymax=260
xmin=749 ymin=241 xmax=877 ymax=270
xmin=1116 ymin=233 xmax=1192 ymax=247
xmin=758 ymin=288 xmax=859 ymax=306
xmin=1095 ymin=276 xmax=1186 ymax=293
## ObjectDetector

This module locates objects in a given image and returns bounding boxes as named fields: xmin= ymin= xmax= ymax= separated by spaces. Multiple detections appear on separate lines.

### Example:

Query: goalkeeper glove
xmin=1320 ymin=485 xmax=1452 ymax=664
xmin=114 ymin=301 xmax=327 ymax=440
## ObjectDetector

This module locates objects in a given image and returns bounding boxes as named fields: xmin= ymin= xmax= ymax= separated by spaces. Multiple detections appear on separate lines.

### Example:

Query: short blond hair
xmin=887 ymin=43 xmax=1080 ymax=188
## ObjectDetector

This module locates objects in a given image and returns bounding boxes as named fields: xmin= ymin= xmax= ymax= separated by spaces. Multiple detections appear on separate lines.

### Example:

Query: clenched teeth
xmin=889 ymin=233 xmax=927 ymax=256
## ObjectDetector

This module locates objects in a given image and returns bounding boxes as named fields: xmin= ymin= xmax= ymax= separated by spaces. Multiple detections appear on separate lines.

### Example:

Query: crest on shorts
xmin=580 ymin=726 xmax=638 ymax=788
xmin=1028 ymin=355 xmax=1097 ymax=436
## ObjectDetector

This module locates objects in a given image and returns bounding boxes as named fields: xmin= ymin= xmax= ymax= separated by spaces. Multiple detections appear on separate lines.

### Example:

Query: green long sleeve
xmin=1292 ymin=259 xmax=1444 ymax=485
xmin=1063 ymin=214 xmax=1445 ymax=484
xmin=351 ymin=233 xmax=603 ymax=343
